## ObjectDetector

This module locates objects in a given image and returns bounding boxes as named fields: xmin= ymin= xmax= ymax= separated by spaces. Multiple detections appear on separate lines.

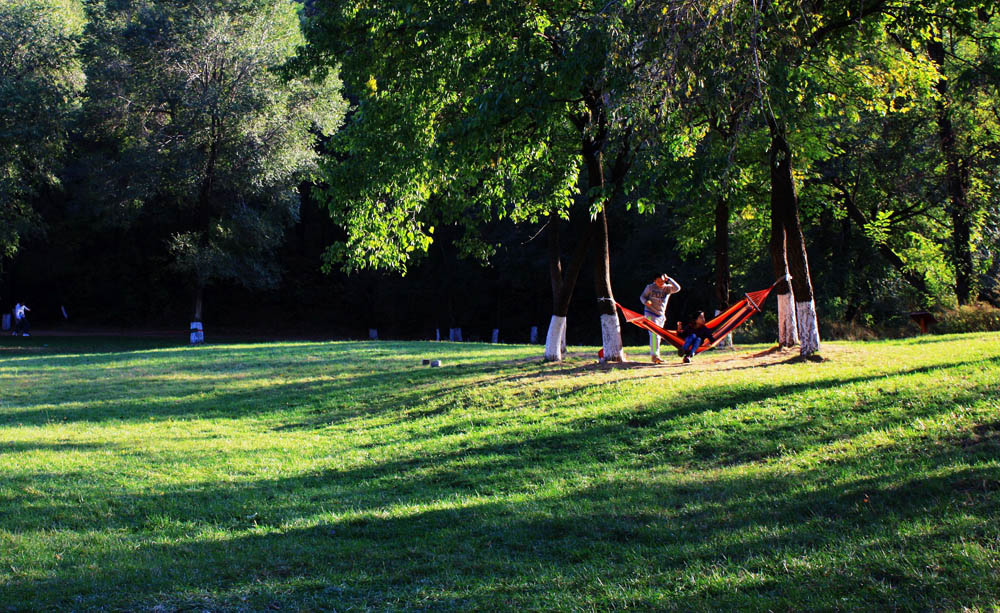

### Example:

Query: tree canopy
xmin=82 ymin=0 xmax=346 ymax=317
xmin=0 ymin=0 xmax=85 ymax=258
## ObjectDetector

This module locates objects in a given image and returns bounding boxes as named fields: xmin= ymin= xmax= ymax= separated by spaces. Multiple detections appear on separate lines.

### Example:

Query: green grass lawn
xmin=1 ymin=334 xmax=999 ymax=611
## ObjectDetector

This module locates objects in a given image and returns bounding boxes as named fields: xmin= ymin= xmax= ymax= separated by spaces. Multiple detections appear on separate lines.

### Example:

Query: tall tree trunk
xmin=768 ymin=154 xmax=798 ymax=348
xmin=950 ymin=185 xmax=974 ymax=304
xmin=769 ymin=119 xmax=820 ymax=354
xmin=928 ymin=40 xmax=974 ymax=305
xmin=190 ymin=283 xmax=205 ymax=344
xmin=582 ymin=127 xmax=624 ymax=362
xmin=193 ymin=284 xmax=204 ymax=322
xmin=714 ymin=195 xmax=733 ymax=348
xmin=593 ymin=206 xmax=624 ymax=361
xmin=714 ymin=195 xmax=731 ymax=311
xmin=544 ymin=209 xmax=592 ymax=361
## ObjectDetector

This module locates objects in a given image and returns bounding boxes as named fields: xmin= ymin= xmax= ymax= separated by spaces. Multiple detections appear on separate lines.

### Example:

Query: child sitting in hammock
xmin=680 ymin=311 xmax=712 ymax=363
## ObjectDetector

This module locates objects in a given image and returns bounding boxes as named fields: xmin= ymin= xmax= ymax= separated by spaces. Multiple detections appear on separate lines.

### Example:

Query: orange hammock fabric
xmin=616 ymin=278 xmax=786 ymax=354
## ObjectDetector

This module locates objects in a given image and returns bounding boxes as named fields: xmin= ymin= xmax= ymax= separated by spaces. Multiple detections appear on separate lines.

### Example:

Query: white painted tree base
xmin=796 ymin=299 xmax=821 ymax=355
xmin=776 ymin=292 xmax=799 ymax=347
xmin=714 ymin=310 xmax=733 ymax=349
xmin=544 ymin=315 xmax=568 ymax=362
xmin=599 ymin=314 xmax=626 ymax=362
xmin=190 ymin=321 xmax=204 ymax=345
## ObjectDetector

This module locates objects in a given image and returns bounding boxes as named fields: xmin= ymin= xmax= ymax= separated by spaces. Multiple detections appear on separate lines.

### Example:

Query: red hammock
xmin=616 ymin=277 xmax=787 ymax=354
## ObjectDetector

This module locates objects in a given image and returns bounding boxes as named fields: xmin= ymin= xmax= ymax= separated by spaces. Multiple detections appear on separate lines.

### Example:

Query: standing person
xmin=13 ymin=302 xmax=30 ymax=336
xmin=640 ymin=273 xmax=681 ymax=364
xmin=680 ymin=311 xmax=712 ymax=363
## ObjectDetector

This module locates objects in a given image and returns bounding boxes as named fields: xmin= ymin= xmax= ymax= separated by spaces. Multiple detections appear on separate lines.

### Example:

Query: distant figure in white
xmin=640 ymin=274 xmax=680 ymax=364
xmin=13 ymin=302 xmax=30 ymax=336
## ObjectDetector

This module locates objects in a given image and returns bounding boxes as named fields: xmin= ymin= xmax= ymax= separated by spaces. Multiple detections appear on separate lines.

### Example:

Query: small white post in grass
xmin=530 ymin=326 xmax=538 ymax=344
xmin=190 ymin=321 xmax=204 ymax=345
xmin=368 ymin=328 xmax=378 ymax=340
xmin=491 ymin=328 xmax=500 ymax=344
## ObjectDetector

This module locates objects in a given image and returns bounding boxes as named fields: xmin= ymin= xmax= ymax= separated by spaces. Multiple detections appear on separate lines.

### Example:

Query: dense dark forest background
xmin=4 ymin=184 xmax=691 ymax=343
xmin=2 ymin=179 xmax=930 ymax=345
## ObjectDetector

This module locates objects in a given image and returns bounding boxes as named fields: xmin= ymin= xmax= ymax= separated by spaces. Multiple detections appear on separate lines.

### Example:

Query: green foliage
xmin=931 ymin=8 xmax=1000 ymax=298
xmin=82 ymin=0 xmax=347 ymax=290
xmin=900 ymin=232 xmax=956 ymax=304
xmin=0 ymin=0 xmax=85 ymax=257
xmin=935 ymin=302 xmax=1000 ymax=333
xmin=293 ymin=1 xmax=717 ymax=273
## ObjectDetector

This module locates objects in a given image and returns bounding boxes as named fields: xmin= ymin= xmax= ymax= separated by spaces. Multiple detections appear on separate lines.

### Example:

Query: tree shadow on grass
xmin=1 ymin=339 xmax=528 ymax=371
xmin=4 ymin=352 xmax=996 ymax=531
xmin=1 ymin=350 xmax=997 ymax=435
xmin=0 ymin=336 xmax=186 ymax=359
xmin=893 ymin=332 xmax=1000 ymax=346
xmin=3 ymin=342 xmax=1000 ymax=608
xmin=0 ymin=441 xmax=105 ymax=454
xmin=2 ymin=423 xmax=998 ymax=611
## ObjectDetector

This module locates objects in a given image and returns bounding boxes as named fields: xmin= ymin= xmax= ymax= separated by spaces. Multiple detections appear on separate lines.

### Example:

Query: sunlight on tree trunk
xmin=777 ymin=291 xmax=799 ymax=347
xmin=594 ymin=209 xmax=625 ymax=362
xmin=544 ymin=315 xmax=568 ymax=362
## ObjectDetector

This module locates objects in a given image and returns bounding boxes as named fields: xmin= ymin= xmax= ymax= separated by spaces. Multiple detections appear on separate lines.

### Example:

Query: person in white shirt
xmin=13 ymin=302 xmax=30 ymax=336
xmin=639 ymin=274 xmax=681 ymax=363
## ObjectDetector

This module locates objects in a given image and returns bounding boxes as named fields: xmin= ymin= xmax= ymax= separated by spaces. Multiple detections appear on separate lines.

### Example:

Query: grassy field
xmin=1 ymin=333 xmax=999 ymax=611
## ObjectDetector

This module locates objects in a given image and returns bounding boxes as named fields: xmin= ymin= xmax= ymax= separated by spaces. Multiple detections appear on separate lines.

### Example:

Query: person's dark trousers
xmin=682 ymin=334 xmax=702 ymax=357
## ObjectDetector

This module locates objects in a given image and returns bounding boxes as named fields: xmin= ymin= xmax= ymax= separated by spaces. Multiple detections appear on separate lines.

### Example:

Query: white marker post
xmin=190 ymin=321 xmax=204 ymax=345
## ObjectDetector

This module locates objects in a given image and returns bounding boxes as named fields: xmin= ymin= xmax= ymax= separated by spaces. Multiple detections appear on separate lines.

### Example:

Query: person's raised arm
xmin=666 ymin=277 xmax=681 ymax=293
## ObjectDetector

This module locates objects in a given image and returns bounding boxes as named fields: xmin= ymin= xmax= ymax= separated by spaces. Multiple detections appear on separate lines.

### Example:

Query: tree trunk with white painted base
xmin=190 ymin=284 xmax=205 ymax=345
xmin=768 ymin=116 xmax=822 ymax=352
xmin=579 ymin=105 xmax=625 ymax=363
xmin=600 ymin=313 xmax=624 ymax=361
xmin=544 ymin=208 xmax=593 ymax=362
xmin=544 ymin=315 xmax=568 ymax=361
xmin=776 ymin=290 xmax=799 ymax=347
xmin=593 ymin=208 xmax=625 ymax=362
xmin=769 ymin=122 xmax=820 ymax=356
xmin=796 ymin=299 xmax=820 ymax=355
xmin=787 ymin=228 xmax=820 ymax=356
xmin=769 ymin=180 xmax=798 ymax=348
